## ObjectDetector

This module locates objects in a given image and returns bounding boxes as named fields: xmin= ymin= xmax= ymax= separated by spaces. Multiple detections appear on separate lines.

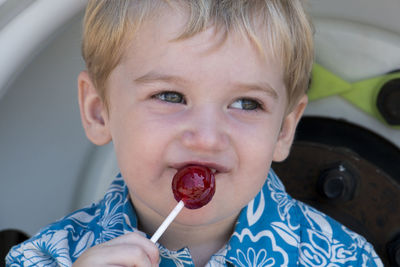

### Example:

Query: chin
xmin=175 ymin=205 xmax=235 ymax=227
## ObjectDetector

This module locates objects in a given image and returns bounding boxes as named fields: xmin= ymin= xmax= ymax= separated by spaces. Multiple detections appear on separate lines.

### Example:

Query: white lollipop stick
xmin=150 ymin=200 xmax=184 ymax=243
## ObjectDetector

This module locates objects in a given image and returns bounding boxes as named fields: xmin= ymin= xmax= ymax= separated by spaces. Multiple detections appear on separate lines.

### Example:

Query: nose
xmin=181 ymin=107 xmax=229 ymax=153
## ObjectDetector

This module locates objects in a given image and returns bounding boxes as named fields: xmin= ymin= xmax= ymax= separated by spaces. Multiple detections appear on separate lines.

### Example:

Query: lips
xmin=171 ymin=161 xmax=230 ymax=174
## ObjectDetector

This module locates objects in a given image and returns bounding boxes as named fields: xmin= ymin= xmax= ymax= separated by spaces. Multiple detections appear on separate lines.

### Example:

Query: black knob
xmin=317 ymin=163 xmax=357 ymax=201
xmin=387 ymin=234 xmax=400 ymax=267
xmin=0 ymin=229 xmax=29 ymax=263
xmin=377 ymin=78 xmax=400 ymax=126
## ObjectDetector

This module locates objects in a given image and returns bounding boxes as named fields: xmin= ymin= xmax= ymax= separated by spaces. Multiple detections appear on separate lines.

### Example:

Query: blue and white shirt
xmin=6 ymin=170 xmax=383 ymax=266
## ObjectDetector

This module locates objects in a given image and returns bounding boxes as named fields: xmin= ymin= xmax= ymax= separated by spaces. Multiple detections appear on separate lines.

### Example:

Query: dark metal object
xmin=317 ymin=162 xmax=358 ymax=201
xmin=295 ymin=116 xmax=400 ymax=183
xmin=272 ymin=117 xmax=400 ymax=266
xmin=387 ymin=234 xmax=400 ymax=266
xmin=377 ymin=78 xmax=400 ymax=125
xmin=0 ymin=229 xmax=29 ymax=265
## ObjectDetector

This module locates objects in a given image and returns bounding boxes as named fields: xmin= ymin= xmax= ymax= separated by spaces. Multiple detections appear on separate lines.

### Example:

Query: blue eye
xmin=153 ymin=91 xmax=186 ymax=104
xmin=230 ymin=98 xmax=263 ymax=111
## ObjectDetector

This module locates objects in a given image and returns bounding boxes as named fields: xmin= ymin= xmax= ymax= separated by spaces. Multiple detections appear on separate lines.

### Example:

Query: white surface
xmin=308 ymin=0 xmax=400 ymax=36
xmin=0 ymin=0 xmax=86 ymax=99
xmin=305 ymin=18 xmax=400 ymax=147
xmin=0 ymin=11 xmax=89 ymax=236
xmin=0 ymin=0 xmax=36 ymax=31
xmin=72 ymin=142 xmax=119 ymax=210
xmin=313 ymin=17 xmax=400 ymax=81
xmin=0 ymin=0 xmax=9 ymax=7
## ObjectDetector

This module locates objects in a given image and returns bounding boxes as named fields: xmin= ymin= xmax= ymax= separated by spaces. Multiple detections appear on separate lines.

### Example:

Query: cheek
xmin=232 ymin=118 xmax=282 ymax=185
xmin=239 ymin=142 xmax=275 ymax=183
xmin=235 ymin=120 xmax=281 ymax=159
xmin=110 ymin=113 xmax=170 ymax=178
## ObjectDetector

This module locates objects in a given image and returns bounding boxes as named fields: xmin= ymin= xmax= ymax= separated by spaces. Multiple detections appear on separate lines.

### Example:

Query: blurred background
xmin=0 ymin=0 xmax=399 ymax=265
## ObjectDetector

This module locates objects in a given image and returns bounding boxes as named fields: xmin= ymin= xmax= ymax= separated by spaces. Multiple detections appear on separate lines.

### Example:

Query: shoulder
xmin=293 ymin=200 xmax=383 ymax=266
xmin=264 ymin=169 xmax=383 ymax=266
xmin=6 ymin=175 xmax=129 ymax=266
xmin=5 ymin=202 xmax=103 ymax=266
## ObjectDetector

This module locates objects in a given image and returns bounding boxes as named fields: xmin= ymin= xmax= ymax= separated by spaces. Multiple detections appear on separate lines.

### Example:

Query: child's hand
xmin=73 ymin=232 xmax=160 ymax=267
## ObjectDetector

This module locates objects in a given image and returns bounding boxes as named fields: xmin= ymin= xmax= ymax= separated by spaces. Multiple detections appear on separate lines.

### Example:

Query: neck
xmin=132 ymin=198 xmax=237 ymax=266
xmin=157 ymin=217 xmax=235 ymax=266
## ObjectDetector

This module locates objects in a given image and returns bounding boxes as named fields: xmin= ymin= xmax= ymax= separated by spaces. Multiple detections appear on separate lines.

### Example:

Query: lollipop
xmin=172 ymin=165 xmax=216 ymax=209
xmin=150 ymin=165 xmax=215 ymax=243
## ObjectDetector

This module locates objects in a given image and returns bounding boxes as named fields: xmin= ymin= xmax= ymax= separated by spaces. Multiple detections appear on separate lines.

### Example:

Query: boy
xmin=7 ymin=0 xmax=383 ymax=266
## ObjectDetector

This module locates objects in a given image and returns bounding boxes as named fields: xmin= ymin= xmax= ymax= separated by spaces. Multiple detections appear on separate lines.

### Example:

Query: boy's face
xmin=79 ymin=9 xmax=306 ymax=227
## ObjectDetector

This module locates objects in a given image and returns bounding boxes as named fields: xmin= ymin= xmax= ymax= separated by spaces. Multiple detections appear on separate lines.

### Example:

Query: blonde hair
xmin=82 ymin=0 xmax=314 ymax=112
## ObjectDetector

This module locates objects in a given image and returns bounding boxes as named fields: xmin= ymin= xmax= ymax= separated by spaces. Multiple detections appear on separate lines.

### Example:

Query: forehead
xmin=124 ymin=8 xmax=281 ymax=71
xmin=123 ymin=1 xmax=282 ymax=62
xmin=105 ymin=2 xmax=289 ymax=110
xmin=115 ymin=16 xmax=285 ymax=107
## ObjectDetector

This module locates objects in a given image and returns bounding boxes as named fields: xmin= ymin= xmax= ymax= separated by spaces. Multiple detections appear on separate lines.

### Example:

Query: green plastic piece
xmin=308 ymin=63 xmax=400 ymax=129
xmin=308 ymin=64 xmax=352 ymax=101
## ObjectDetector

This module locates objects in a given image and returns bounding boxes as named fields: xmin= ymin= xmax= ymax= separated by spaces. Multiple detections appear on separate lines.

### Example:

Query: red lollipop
xmin=150 ymin=165 xmax=216 ymax=243
xmin=172 ymin=165 xmax=216 ymax=209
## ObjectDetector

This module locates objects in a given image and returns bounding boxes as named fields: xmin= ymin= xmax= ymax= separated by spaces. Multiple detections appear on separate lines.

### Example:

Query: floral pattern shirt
xmin=6 ymin=170 xmax=383 ymax=266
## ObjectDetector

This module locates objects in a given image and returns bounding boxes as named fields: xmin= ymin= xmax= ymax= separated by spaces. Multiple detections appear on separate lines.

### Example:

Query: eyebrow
xmin=134 ymin=72 xmax=188 ymax=86
xmin=235 ymin=82 xmax=279 ymax=100
xmin=134 ymin=71 xmax=279 ymax=99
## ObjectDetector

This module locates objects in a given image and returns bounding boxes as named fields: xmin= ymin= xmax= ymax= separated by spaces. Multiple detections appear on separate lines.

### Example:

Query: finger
xmin=74 ymin=245 xmax=153 ymax=267
xmin=103 ymin=232 xmax=159 ymax=264
xmin=73 ymin=233 xmax=159 ymax=267
xmin=103 ymin=244 xmax=154 ymax=266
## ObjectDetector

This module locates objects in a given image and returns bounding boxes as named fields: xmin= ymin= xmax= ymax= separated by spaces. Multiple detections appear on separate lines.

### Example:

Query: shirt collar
xmin=114 ymin=169 xmax=294 ymax=266
xmin=225 ymin=169 xmax=299 ymax=266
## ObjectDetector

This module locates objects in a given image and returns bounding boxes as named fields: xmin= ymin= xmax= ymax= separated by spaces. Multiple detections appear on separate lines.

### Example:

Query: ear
xmin=78 ymin=71 xmax=112 ymax=145
xmin=273 ymin=94 xmax=308 ymax=162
